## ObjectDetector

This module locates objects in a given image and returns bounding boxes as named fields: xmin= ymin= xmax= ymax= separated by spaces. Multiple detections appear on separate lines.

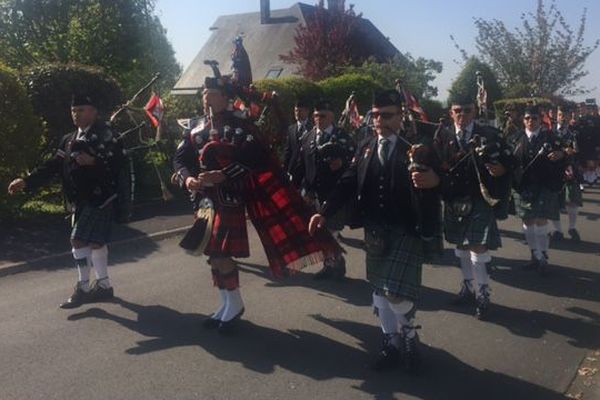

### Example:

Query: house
xmin=171 ymin=0 xmax=401 ymax=96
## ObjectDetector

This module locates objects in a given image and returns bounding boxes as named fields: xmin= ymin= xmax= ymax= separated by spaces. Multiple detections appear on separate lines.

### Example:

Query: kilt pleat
xmin=514 ymin=187 xmax=560 ymax=220
xmin=71 ymin=204 xmax=113 ymax=245
xmin=443 ymin=197 xmax=501 ymax=250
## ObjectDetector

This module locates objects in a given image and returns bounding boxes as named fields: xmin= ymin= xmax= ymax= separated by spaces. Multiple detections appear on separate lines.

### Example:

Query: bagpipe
xmin=513 ymin=137 xmax=564 ymax=192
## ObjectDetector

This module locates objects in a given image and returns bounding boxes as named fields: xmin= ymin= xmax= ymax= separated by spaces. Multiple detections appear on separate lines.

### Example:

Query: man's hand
xmin=329 ymin=158 xmax=343 ymax=172
xmin=8 ymin=178 xmax=26 ymax=195
xmin=75 ymin=152 xmax=95 ymax=166
xmin=411 ymin=168 xmax=440 ymax=189
xmin=308 ymin=214 xmax=326 ymax=236
xmin=185 ymin=177 xmax=203 ymax=191
xmin=547 ymin=150 xmax=565 ymax=162
xmin=485 ymin=163 xmax=507 ymax=177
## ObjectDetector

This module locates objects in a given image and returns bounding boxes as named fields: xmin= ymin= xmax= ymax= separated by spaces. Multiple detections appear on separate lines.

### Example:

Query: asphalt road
xmin=1 ymin=188 xmax=599 ymax=400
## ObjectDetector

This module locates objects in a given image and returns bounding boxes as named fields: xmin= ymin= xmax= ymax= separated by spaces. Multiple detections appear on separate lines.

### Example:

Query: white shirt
xmin=454 ymin=121 xmax=474 ymax=143
xmin=316 ymin=125 xmax=334 ymax=143
xmin=525 ymin=128 xmax=540 ymax=141
xmin=76 ymin=126 xmax=91 ymax=140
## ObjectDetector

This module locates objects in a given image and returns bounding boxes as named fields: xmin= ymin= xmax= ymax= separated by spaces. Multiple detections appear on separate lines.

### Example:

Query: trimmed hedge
xmin=254 ymin=77 xmax=324 ymax=121
xmin=493 ymin=97 xmax=554 ymax=126
xmin=0 ymin=64 xmax=44 ymax=217
xmin=20 ymin=63 xmax=124 ymax=153
xmin=318 ymin=73 xmax=383 ymax=116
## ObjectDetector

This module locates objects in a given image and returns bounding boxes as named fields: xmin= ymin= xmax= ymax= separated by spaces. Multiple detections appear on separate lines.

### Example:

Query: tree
xmin=0 ymin=0 xmax=180 ymax=96
xmin=448 ymin=57 xmax=502 ymax=108
xmin=280 ymin=3 xmax=366 ymax=81
xmin=343 ymin=54 xmax=443 ymax=99
xmin=453 ymin=0 xmax=599 ymax=97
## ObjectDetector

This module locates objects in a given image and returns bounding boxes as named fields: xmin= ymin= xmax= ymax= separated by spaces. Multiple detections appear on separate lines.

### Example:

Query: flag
xmin=144 ymin=93 xmax=164 ymax=128
xmin=348 ymin=98 xmax=362 ymax=129
xmin=401 ymin=87 xmax=429 ymax=122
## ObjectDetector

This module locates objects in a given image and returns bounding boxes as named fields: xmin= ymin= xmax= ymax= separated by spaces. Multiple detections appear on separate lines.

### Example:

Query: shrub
xmin=318 ymin=73 xmax=383 ymax=115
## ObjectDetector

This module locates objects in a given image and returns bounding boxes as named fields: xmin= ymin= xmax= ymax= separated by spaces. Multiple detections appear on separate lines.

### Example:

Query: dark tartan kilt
xmin=204 ymin=202 xmax=249 ymax=258
xmin=514 ymin=187 xmax=560 ymax=220
xmin=71 ymin=203 xmax=113 ymax=245
xmin=443 ymin=197 xmax=501 ymax=250
xmin=364 ymin=221 xmax=424 ymax=301
xmin=562 ymin=181 xmax=583 ymax=206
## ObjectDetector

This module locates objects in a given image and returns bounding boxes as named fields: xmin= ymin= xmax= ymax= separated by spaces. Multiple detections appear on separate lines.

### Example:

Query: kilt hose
xmin=514 ymin=186 xmax=561 ymax=220
xmin=71 ymin=203 xmax=113 ymax=245
xmin=364 ymin=221 xmax=424 ymax=301
xmin=443 ymin=197 xmax=502 ymax=250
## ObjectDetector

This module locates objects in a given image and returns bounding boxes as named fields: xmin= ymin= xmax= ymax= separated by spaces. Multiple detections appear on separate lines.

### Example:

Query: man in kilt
xmin=434 ymin=95 xmax=513 ymax=319
xmin=309 ymin=90 xmax=441 ymax=373
xmin=574 ymin=101 xmax=600 ymax=186
xmin=550 ymin=105 xmax=582 ymax=242
xmin=8 ymin=94 xmax=125 ymax=308
xmin=174 ymin=77 xmax=342 ymax=334
xmin=298 ymin=100 xmax=355 ymax=280
xmin=507 ymin=105 xmax=565 ymax=276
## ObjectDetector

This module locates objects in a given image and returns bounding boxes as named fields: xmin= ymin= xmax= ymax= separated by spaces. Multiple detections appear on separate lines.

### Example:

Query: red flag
xmin=348 ymin=99 xmax=362 ymax=129
xmin=401 ymin=87 xmax=429 ymax=122
xmin=144 ymin=93 xmax=164 ymax=128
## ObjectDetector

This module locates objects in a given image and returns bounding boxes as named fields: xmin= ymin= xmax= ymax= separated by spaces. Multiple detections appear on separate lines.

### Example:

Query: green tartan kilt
xmin=71 ymin=203 xmax=113 ymax=245
xmin=513 ymin=187 xmax=560 ymax=220
xmin=562 ymin=181 xmax=583 ymax=206
xmin=443 ymin=197 xmax=502 ymax=250
xmin=364 ymin=221 xmax=424 ymax=301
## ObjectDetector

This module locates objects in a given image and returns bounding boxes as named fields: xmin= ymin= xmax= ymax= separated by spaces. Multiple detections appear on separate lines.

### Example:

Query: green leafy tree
xmin=448 ymin=57 xmax=502 ymax=107
xmin=0 ymin=0 xmax=180 ymax=96
xmin=343 ymin=54 xmax=442 ymax=99
xmin=452 ymin=0 xmax=599 ymax=97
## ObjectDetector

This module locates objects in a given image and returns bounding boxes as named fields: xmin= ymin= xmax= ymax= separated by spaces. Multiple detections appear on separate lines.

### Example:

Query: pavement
xmin=0 ymin=188 xmax=599 ymax=399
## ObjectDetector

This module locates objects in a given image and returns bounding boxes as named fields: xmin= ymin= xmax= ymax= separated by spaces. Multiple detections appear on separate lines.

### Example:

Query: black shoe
xmin=59 ymin=286 xmax=90 ymax=309
xmin=551 ymin=231 xmax=564 ymax=242
xmin=371 ymin=344 xmax=400 ymax=371
xmin=88 ymin=282 xmax=114 ymax=302
xmin=568 ymin=228 xmax=581 ymax=242
xmin=475 ymin=286 xmax=491 ymax=320
xmin=400 ymin=329 xmax=421 ymax=374
xmin=451 ymin=280 xmax=476 ymax=306
xmin=217 ymin=308 xmax=245 ymax=335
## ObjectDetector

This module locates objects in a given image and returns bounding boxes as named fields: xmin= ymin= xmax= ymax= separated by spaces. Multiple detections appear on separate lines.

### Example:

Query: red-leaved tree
xmin=280 ymin=3 xmax=364 ymax=81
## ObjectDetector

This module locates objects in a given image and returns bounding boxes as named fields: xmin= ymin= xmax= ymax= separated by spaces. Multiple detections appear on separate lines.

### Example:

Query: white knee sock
xmin=388 ymin=300 xmax=416 ymax=339
xmin=535 ymin=223 xmax=549 ymax=255
xmin=72 ymin=247 xmax=92 ymax=292
xmin=454 ymin=248 xmax=474 ymax=290
xmin=211 ymin=289 xmax=228 ymax=320
xmin=566 ymin=205 xmax=578 ymax=230
xmin=523 ymin=223 xmax=541 ymax=259
xmin=91 ymin=246 xmax=111 ymax=288
xmin=221 ymin=288 xmax=244 ymax=322
xmin=470 ymin=251 xmax=491 ymax=294
xmin=551 ymin=219 xmax=562 ymax=234
xmin=372 ymin=292 xmax=398 ymax=336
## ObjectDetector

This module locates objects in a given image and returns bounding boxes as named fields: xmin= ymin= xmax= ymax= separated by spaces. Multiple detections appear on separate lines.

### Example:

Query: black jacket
xmin=25 ymin=120 xmax=125 ymax=208
xmin=283 ymin=120 xmax=312 ymax=185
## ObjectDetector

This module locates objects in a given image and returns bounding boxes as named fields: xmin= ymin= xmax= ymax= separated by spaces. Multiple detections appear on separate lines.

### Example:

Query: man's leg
xmin=209 ymin=257 xmax=244 ymax=333
xmin=469 ymin=245 xmax=492 ymax=319
xmin=452 ymin=247 xmax=475 ymax=305
xmin=88 ymin=243 xmax=114 ymax=301
xmin=387 ymin=296 xmax=420 ymax=373
xmin=566 ymin=203 xmax=581 ymax=241
xmin=371 ymin=291 xmax=401 ymax=371
xmin=59 ymin=240 xmax=93 ymax=309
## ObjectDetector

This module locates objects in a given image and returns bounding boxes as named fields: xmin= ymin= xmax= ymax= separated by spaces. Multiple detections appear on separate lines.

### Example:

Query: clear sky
xmin=155 ymin=0 xmax=600 ymax=103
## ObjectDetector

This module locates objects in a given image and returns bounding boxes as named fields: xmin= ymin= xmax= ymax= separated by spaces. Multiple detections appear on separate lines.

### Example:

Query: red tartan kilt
xmin=204 ymin=202 xmax=249 ymax=258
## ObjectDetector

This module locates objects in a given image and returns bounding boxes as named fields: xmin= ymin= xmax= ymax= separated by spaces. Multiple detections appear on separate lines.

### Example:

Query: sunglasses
xmin=451 ymin=107 xmax=473 ymax=114
xmin=524 ymin=115 xmax=539 ymax=120
xmin=371 ymin=111 xmax=398 ymax=120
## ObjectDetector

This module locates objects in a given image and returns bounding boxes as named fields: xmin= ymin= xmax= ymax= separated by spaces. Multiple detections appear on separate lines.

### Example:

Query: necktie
xmin=378 ymin=137 xmax=390 ymax=166
xmin=458 ymin=130 xmax=468 ymax=149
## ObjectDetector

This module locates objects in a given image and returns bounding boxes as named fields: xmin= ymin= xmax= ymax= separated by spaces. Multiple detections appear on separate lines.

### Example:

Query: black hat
xmin=372 ymin=90 xmax=404 ymax=107
xmin=71 ymin=94 xmax=96 ymax=108
xmin=523 ymin=105 xmax=541 ymax=116
xmin=314 ymin=99 xmax=333 ymax=112
xmin=294 ymin=98 xmax=312 ymax=109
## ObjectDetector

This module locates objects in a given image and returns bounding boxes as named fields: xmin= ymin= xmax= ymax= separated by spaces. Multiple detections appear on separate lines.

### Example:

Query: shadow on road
xmin=418 ymin=286 xmax=600 ymax=350
xmin=67 ymin=298 xmax=567 ymax=400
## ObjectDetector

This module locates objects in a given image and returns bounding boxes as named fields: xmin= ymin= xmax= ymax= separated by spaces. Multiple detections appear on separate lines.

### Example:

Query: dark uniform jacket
xmin=573 ymin=115 xmax=600 ymax=162
xmin=283 ymin=119 xmax=312 ymax=186
xmin=298 ymin=125 xmax=355 ymax=201
xmin=321 ymin=134 xmax=440 ymax=239
xmin=25 ymin=120 xmax=125 ymax=208
xmin=434 ymin=122 xmax=514 ymax=203
xmin=507 ymin=128 xmax=565 ymax=193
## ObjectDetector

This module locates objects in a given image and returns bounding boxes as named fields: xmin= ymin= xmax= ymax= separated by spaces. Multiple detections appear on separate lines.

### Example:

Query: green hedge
xmin=493 ymin=97 xmax=554 ymax=125
xmin=254 ymin=77 xmax=324 ymax=121
xmin=20 ymin=63 xmax=124 ymax=153
xmin=318 ymin=73 xmax=383 ymax=116
xmin=0 ymin=64 xmax=44 ymax=217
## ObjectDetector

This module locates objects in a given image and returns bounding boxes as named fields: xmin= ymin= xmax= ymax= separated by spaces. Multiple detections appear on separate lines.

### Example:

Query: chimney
xmin=260 ymin=0 xmax=270 ymax=24
xmin=327 ymin=0 xmax=345 ymax=12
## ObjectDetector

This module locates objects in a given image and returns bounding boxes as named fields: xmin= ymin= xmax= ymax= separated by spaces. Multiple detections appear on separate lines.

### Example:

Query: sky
xmin=154 ymin=0 xmax=600 ymax=103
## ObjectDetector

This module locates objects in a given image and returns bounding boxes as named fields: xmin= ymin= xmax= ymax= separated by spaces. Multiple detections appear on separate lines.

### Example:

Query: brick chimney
xmin=327 ymin=0 xmax=345 ymax=12
xmin=260 ymin=0 xmax=270 ymax=24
